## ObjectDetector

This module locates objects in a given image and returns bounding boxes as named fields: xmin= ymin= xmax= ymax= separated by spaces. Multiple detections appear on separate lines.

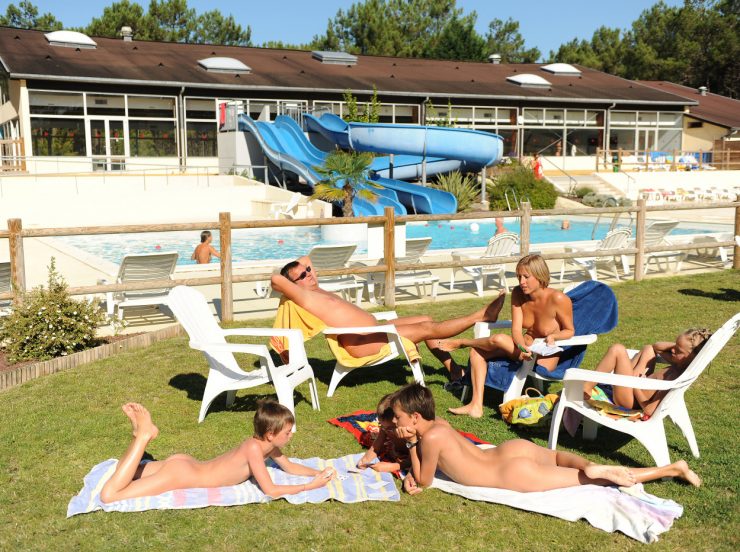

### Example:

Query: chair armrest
xmin=552 ymin=334 xmax=597 ymax=347
xmin=323 ymin=324 xmax=397 ymax=336
xmin=474 ymin=320 xmax=512 ymax=338
xmin=222 ymin=328 xmax=301 ymax=339
xmin=561 ymin=368 xmax=677 ymax=390
xmin=372 ymin=311 xmax=398 ymax=321
xmin=189 ymin=341 xmax=271 ymax=356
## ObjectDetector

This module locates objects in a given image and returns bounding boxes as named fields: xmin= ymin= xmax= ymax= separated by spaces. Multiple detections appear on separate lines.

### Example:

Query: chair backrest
xmin=400 ymin=237 xmax=432 ymax=263
xmin=282 ymin=192 xmax=302 ymax=214
xmin=598 ymin=228 xmax=631 ymax=250
xmin=484 ymin=232 xmax=519 ymax=258
xmin=308 ymin=244 xmax=357 ymax=269
xmin=655 ymin=313 xmax=740 ymax=416
xmin=0 ymin=262 xmax=10 ymax=293
xmin=167 ymin=285 xmax=226 ymax=345
xmin=117 ymin=251 xmax=179 ymax=298
xmin=644 ymin=220 xmax=679 ymax=246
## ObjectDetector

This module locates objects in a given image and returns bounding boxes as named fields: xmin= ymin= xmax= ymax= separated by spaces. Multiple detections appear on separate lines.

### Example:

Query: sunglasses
xmin=291 ymin=265 xmax=312 ymax=283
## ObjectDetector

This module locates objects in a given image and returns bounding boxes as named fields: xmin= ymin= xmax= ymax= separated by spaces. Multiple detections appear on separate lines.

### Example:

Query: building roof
xmin=637 ymin=81 xmax=740 ymax=129
xmin=0 ymin=26 xmax=694 ymax=107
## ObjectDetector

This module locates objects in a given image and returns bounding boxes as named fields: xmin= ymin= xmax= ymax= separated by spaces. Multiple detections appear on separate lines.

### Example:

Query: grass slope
xmin=1 ymin=271 xmax=738 ymax=551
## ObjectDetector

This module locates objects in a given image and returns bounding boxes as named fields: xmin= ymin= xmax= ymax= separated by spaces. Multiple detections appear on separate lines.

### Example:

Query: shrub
xmin=575 ymin=186 xmax=594 ymax=198
xmin=0 ymin=259 xmax=105 ymax=362
xmin=487 ymin=166 xmax=558 ymax=210
xmin=431 ymin=171 xmax=479 ymax=212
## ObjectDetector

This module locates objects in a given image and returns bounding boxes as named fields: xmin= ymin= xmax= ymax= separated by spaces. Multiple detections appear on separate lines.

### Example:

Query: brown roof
xmin=0 ymin=27 xmax=693 ymax=106
xmin=637 ymin=81 xmax=740 ymax=129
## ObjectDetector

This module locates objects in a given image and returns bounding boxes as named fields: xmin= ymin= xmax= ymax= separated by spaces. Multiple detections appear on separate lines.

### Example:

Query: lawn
xmin=1 ymin=271 xmax=738 ymax=551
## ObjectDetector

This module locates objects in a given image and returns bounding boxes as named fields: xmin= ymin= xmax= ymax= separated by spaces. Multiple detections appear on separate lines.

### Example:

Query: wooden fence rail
xmin=2 ymin=201 xmax=738 ymax=320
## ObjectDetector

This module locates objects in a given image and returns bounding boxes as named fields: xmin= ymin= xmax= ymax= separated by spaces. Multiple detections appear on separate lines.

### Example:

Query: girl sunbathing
xmin=584 ymin=328 xmax=712 ymax=417
xmin=100 ymin=401 xmax=335 ymax=503
xmin=440 ymin=254 xmax=574 ymax=418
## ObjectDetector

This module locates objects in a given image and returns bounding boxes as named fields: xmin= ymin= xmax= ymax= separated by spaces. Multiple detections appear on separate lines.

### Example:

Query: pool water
xmin=56 ymin=218 xmax=719 ymax=266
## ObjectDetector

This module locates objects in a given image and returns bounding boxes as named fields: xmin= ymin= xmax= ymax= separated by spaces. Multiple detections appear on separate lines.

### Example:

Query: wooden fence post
xmin=8 ymin=218 xmax=25 ymax=304
xmin=734 ymin=205 xmax=740 ymax=271
xmin=383 ymin=207 xmax=396 ymax=308
xmin=219 ymin=212 xmax=233 ymax=322
xmin=634 ymin=199 xmax=647 ymax=281
xmin=520 ymin=202 xmax=531 ymax=256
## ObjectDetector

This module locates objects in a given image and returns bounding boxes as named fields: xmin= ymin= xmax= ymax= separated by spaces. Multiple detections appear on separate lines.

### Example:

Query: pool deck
xmin=2 ymin=204 xmax=734 ymax=337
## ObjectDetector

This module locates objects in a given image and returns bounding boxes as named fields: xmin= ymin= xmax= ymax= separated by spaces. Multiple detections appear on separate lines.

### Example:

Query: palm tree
xmin=312 ymin=150 xmax=381 ymax=217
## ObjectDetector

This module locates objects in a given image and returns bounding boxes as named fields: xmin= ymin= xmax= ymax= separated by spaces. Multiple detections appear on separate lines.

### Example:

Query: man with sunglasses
xmin=271 ymin=256 xmax=507 ymax=382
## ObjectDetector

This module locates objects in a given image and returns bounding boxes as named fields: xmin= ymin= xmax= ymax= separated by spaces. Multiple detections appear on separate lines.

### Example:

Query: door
xmin=90 ymin=118 xmax=127 ymax=171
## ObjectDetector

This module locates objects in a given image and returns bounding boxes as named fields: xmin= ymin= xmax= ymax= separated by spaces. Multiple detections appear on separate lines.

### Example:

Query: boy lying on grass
xmin=393 ymin=383 xmax=701 ymax=495
xmin=100 ymin=401 xmax=335 ymax=503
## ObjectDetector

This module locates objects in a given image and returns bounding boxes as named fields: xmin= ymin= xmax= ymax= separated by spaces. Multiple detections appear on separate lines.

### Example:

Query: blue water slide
xmin=305 ymin=113 xmax=503 ymax=170
xmin=237 ymin=114 xmax=404 ymax=217
xmin=371 ymin=175 xmax=457 ymax=214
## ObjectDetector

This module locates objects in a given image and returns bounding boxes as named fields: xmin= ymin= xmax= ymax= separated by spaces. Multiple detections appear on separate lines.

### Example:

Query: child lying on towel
xmin=99 ymin=401 xmax=335 ymax=504
xmin=394 ymin=383 xmax=701 ymax=495
xmin=356 ymin=392 xmax=411 ymax=473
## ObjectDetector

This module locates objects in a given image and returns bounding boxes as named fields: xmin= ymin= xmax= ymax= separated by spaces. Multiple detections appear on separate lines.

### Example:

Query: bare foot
xmin=122 ymin=403 xmax=159 ymax=441
xmin=448 ymin=403 xmax=483 ymax=418
xmin=482 ymin=290 xmax=507 ymax=322
xmin=584 ymin=464 xmax=636 ymax=487
xmin=675 ymin=460 xmax=702 ymax=487
xmin=437 ymin=339 xmax=460 ymax=353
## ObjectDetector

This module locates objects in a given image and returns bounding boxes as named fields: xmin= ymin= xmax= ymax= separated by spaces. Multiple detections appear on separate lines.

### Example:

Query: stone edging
xmin=0 ymin=325 xmax=185 ymax=392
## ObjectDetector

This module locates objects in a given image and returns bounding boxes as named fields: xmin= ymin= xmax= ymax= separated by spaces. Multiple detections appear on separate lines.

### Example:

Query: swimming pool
xmin=55 ymin=218 xmax=724 ymax=266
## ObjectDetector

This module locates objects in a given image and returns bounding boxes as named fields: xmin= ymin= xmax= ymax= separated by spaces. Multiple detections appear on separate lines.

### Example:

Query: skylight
xmin=506 ymin=74 xmax=552 ymax=88
xmin=311 ymin=51 xmax=358 ymax=66
xmin=541 ymin=63 xmax=581 ymax=76
xmin=45 ymin=30 xmax=97 ymax=49
xmin=197 ymin=57 xmax=251 ymax=74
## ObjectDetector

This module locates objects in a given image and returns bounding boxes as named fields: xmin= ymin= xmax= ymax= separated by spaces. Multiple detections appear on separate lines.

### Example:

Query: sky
xmin=20 ymin=0 xmax=685 ymax=60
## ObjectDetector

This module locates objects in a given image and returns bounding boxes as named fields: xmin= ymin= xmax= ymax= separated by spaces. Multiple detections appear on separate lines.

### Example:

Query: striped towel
xmin=67 ymin=453 xmax=399 ymax=517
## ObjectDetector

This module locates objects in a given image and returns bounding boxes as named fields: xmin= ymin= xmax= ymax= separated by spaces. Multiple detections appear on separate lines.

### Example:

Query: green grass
xmin=1 ymin=271 xmax=738 ymax=551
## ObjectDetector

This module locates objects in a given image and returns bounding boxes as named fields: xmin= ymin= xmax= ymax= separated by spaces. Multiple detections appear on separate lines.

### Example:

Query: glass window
xmin=609 ymin=128 xmax=636 ymax=151
xmin=128 ymin=120 xmax=177 ymax=157
xmin=496 ymin=129 xmax=518 ymax=157
xmin=545 ymin=109 xmax=564 ymax=125
xmin=29 ymin=91 xmax=84 ymax=116
xmin=658 ymin=112 xmax=682 ymax=127
xmin=394 ymin=105 xmax=417 ymax=124
xmin=451 ymin=106 xmax=473 ymax=120
xmin=566 ymin=129 xmax=601 ymax=156
xmin=378 ymin=104 xmax=394 ymax=123
xmin=586 ymin=110 xmax=603 ymax=126
xmin=30 ymin=118 xmax=86 ymax=156
xmin=657 ymin=129 xmax=681 ymax=151
xmin=522 ymin=128 xmax=563 ymax=155
xmin=610 ymin=112 xmax=636 ymax=126
xmin=186 ymin=121 xmax=217 ymax=157
xmin=497 ymin=108 xmax=517 ymax=125
xmin=128 ymin=95 xmax=175 ymax=118
xmin=186 ymin=98 xmax=216 ymax=120
xmin=566 ymin=110 xmax=586 ymax=125
xmin=313 ymin=101 xmax=341 ymax=116
xmin=523 ymin=108 xmax=544 ymax=125
xmin=248 ymin=101 xmax=275 ymax=120
xmin=86 ymin=94 xmax=125 ymax=116
xmin=637 ymin=112 xmax=658 ymax=126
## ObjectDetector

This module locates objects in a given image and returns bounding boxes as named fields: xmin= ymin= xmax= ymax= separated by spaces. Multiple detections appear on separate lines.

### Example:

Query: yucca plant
xmin=432 ymin=171 xmax=479 ymax=212
xmin=312 ymin=150 xmax=381 ymax=217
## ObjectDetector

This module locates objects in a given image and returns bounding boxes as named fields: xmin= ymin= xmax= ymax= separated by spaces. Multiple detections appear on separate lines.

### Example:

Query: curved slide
xmin=305 ymin=113 xmax=503 ymax=171
xmin=238 ymin=114 xmax=458 ymax=215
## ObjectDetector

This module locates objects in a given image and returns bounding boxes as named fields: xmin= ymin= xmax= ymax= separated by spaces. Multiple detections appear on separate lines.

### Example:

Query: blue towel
xmin=471 ymin=281 xmax=618 ymax=392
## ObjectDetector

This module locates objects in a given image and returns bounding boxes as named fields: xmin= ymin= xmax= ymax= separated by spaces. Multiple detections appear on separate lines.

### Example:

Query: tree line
xmin=1 ymin=0 xmax=737 ymax=97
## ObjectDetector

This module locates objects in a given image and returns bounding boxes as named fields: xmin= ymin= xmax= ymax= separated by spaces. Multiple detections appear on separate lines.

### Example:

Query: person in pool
xmin=438 ymin=254 xmax=574 ymax=418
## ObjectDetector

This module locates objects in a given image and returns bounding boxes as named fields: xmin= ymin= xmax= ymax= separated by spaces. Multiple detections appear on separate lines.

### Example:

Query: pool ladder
xmin=505 ymin=188 xmax=530 ymax=211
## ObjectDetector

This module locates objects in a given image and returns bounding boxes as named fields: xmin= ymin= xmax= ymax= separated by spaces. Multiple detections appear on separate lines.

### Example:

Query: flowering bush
xmin=0 ymin=259 xmax=105 ymax=362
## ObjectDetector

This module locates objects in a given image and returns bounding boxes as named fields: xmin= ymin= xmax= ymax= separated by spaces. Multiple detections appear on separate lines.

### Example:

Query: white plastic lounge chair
xmin=271 ymin=192 xmax=302 ymax=219
xmin=559 ymin=228 xmax=631 ymax=282
xmin=449 ymin=232 xmax=519 ymax=296
xmin=323 ymin=311 xmax=424 ymax=397
xmin=167 ymin=285 xmax=319 ymax=427
xmin=100 ymin=252 xmax=179 ymax=320
xmin=640 ymin=220 xmax=684 ymax=274
xmin=309 ymin=244 xmax=364 ymax=305
xmin=0 ymin=261 xmax=11 ymax=316
xmin=548 ymin=313 xmax=740 ymax=466
xmin=364 ymin=237 xmax=439 ymax=304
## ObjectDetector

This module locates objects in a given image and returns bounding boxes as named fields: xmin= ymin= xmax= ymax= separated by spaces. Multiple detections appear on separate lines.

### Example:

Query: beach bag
xmin=499 ymin=388 xmax=559 ymax=426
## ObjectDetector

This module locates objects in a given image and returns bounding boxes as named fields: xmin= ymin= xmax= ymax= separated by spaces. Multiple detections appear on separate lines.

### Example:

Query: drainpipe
xmin=178 ymin=86 xmax=186 ymax=172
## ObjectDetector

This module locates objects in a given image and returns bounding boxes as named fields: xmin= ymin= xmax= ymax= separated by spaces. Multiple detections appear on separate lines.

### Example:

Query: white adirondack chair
xmin=167 ymin=285 xmax=319 ymax=428
xmin=640 ymin=219 xmax=684 ymax=274
xmin=0 ymin=262 xmax=11 ymax=316
xmin=449 ymin=231 xmax=519 ymax=296
xmin=560 ymin=228 xmax=631 ymax=282
xmin=309 ymin=244 xmax=364 ymax=305
xmin=364 ymin=237 xmax=439 ymax=304
xmin=323 ymin=311 xmax=425 ymax=397
xmin=548 ymin=313 xmax=740 ymax=466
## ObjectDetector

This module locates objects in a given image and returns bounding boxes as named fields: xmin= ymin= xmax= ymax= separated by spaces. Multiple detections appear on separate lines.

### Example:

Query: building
xmin=0 ymin=26 xmax=711 ymax=175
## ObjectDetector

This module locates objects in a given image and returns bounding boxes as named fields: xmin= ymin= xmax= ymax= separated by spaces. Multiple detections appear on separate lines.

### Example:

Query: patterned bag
xmin=499 ymin=388 xmax=559 ymax=425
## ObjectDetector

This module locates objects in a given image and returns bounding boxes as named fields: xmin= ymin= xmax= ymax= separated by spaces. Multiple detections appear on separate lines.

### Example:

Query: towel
xmin=474 ymin=280 xmax=619 ymax=392
xmin=429 ymin=446 xmax=682 ymax=543
xmin=272 ymin=298 xmax=420 ymax=367
xmin=67 ymin=453 xmax=399 ymax=517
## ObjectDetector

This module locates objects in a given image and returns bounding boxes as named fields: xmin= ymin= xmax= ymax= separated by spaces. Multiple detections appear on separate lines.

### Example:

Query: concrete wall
xmin=682 ymin=117 xmax=728 ymax=151
xmin=597 ymin=170 xmax=739 ymax=200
